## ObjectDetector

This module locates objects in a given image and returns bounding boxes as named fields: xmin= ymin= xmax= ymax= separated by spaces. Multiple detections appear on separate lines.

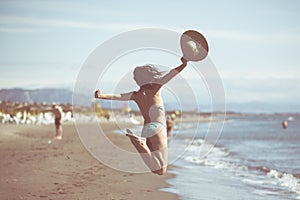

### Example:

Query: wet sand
xmin=0 ymin=123 xmax=178 ymax=200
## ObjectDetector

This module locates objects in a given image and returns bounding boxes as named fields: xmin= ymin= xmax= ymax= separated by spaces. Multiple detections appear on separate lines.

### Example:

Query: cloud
xmin=219 ymin=69 xmax=300 ymax=79
xmin=205 ymin=28 xmax=300 ymax=44
xmin=223 ymin=77 xmax=300 ymax=104
xmin=2 ymin=14 xmax=299 ymax=46
xmin=0 ymin=15 xmax=180 ymax=33
xmin=0 ymin=27 xmax=47 ymax=33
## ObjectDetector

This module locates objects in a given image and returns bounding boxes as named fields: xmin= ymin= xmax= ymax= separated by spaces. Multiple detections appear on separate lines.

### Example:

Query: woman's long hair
xmin=134 ymin=64 xmax=165 ymax=86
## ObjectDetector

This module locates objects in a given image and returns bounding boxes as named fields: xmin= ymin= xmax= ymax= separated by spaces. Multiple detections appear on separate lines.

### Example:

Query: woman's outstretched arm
xmin=94 ymin=90 xmax=135 ymax=101
xmin=158 ymin=57 xmax=188 ymax=86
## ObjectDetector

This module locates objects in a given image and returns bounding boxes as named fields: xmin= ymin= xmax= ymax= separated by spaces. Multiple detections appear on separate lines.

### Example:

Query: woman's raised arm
xmin=158 ymin=57 xmax=188 ymax=86
xmin=94 ymin=90 xmax=135 ymax=101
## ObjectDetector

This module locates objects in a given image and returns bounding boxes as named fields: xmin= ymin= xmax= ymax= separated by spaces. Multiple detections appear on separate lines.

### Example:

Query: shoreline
xmin=0 ymin=123 xmax=179 ymax=200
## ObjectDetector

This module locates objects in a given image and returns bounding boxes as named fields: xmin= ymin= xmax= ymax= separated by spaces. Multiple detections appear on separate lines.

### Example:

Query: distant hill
xmin=0 ymin=88 xmax=192 ymax=110
xmin=226 ymin=102 xmax=300 ymax=113
xmin=0 ymin=88 xmax=89 ymax=105
xmin=1 ymin=89 xmax=299 ymax=113
xmin=0 ymin=88 xmax=137 ymax=108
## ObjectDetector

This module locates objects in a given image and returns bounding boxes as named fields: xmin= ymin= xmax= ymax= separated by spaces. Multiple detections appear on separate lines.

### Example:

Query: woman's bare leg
xmin=126 ymin=129 xmax=166 ymax=175
xmin=146 ymin=131 xmax=168 ymax=175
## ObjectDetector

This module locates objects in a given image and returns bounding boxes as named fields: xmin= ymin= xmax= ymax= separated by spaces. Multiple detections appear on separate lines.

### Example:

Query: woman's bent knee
xmin=152 ymin=167 xmax=167 ymax=175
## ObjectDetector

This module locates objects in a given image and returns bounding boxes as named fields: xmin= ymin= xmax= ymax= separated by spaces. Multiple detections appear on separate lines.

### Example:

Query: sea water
xmin=164 ymin=114 xmax=300 ymax=200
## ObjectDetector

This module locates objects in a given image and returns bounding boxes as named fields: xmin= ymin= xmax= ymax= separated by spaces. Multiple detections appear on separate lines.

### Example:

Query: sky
xmin=0 ymin=0 xmax=299 ymax=111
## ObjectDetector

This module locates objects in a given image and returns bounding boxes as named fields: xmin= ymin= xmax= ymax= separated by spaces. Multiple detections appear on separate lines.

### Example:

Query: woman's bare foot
xmin=126 ymin=129 xmax=148 ymax=151
xmin=126 ymin=129 xmax=143 ymax=140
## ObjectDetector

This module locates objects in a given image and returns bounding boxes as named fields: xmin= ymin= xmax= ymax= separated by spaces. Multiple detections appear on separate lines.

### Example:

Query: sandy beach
xmin=0 ymin=123 xmax=178 ymax=200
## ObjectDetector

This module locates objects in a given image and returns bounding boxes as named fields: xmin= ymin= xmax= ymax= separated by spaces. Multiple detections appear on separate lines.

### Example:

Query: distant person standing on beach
xmin=282 ymin=120 xmax=288 ymax=129
xmin=166 ymin=115 xmax=175 ymax=143
xmin=52 ymin=104 xmax=63 ymax=140
xmin=95 ymin=58 xmax=188 ymax=175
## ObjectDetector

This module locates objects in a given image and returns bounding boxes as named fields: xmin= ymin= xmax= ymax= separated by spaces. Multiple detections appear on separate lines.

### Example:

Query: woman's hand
xmin=181 ymin=57 xmax=188 ymax=66
xmin=94 ymin=90 xmax=101 ymax=98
